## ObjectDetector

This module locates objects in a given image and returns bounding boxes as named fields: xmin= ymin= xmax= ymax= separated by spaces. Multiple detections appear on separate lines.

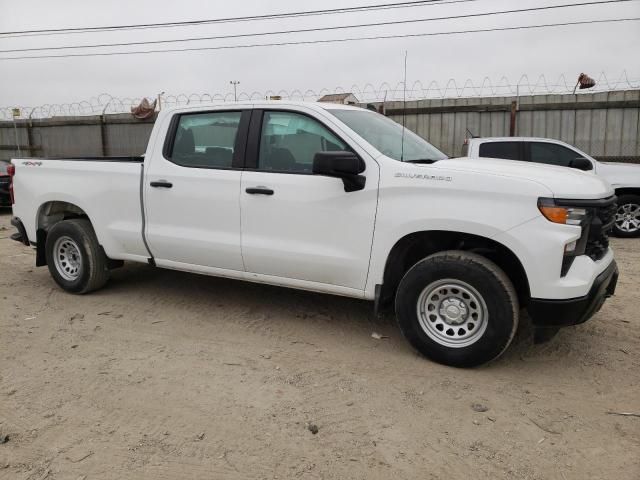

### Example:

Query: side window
xmin=478 ymin=142 xmax=522 ymax=161
xmin=258 ymin=111 xmax=348 ymax=173
xmin=529 ymin=142 xmax=583 ymax=168
xmin=169 ymin=111 xmax=242 ymax=168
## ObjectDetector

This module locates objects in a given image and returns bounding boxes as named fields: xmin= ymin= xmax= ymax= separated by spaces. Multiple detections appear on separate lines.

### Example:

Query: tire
xmin=613 ymin=194 xmax=640 ymax=238
xmin=45 ymin=218 xmax=110 ymax=294
xmin=395 ymin=251 xmax=519 ymax=368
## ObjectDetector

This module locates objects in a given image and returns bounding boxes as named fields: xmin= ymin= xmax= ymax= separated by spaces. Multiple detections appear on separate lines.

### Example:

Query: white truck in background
xmin=464 ymin=136 xmax=640 ymax=237
xmin=8 ymin=102 xmax=619 ymax=367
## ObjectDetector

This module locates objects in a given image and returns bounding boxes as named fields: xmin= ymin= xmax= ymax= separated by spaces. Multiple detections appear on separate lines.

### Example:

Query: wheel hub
xmin=439 ymin=298 xmax=468 ymax=325
xmin=615 ymin=203 xmax=640 ymax=233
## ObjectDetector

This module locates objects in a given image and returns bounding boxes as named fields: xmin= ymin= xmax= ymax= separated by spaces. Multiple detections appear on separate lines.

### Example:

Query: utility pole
xmin=12 ymin=108 xmax=21 ymax=156
xmin=230 ymin=81 xmax=240 ymax=101
xmin=157 ymin=91 xmax=165 ymax=111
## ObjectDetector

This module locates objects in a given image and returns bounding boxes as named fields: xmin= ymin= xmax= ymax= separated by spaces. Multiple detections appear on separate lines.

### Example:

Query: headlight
xmin=538 ymin=198 xmax=593 ymax=276
xmin=538 ymin=198 xmax=588 ymax=226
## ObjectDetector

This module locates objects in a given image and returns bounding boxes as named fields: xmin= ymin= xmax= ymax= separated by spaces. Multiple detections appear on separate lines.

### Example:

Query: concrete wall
xmin=1 ymin=90 xmax=639 ymax=162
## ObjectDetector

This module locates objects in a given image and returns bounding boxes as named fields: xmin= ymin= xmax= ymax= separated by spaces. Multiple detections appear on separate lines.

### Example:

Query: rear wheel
xmin=613 ymin=194 xmax=640 ymax=238
xmin=45 ymin=219 xmax=110 ymax=294
xmin=395 ymin=251 xmax=519 ymax=368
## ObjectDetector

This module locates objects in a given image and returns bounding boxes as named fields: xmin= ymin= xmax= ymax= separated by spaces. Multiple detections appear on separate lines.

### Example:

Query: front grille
xmin=585 ymin=199 xmax=617 ymax=261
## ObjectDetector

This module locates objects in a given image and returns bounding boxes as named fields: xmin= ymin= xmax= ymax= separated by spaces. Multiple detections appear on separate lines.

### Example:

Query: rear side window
xmin=0 ymin=161 xmax=8 ymax=175
xmin=258 ymin=111 xmax=348 ymax=173
xmin=478 ymin=142 xmax=522 ymax=161
xmin=528 ymin=142 xmax=583 ymax=167
xmin=169 ymin=111 xmax=242 ymax=168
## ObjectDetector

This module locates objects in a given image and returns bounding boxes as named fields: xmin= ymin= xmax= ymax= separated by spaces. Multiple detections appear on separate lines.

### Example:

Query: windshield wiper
xmin=403 ymin=158 xmax=441 ymax=164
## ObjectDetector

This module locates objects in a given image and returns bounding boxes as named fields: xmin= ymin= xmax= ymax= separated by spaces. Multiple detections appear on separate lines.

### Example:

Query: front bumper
xmin=527 ymin=260 xmax=618 ymax=328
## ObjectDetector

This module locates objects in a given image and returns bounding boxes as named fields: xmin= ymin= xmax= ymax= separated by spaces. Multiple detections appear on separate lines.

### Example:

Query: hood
xmin=596 ymin=161 xmax=640 ymax=188
xmin=439 ymin=157 xmax=613 ymax=200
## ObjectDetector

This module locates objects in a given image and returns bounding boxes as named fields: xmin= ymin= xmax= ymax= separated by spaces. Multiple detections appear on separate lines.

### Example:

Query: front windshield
xmin=328 ymin=109 xmax=447 ymax=162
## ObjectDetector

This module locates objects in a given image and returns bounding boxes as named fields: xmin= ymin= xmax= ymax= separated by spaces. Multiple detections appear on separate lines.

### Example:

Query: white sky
xmin=0 ymin=0 xmax=639 ymax=108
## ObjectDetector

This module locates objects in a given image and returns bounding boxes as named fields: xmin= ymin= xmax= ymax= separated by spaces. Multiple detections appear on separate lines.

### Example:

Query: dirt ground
xmin=0 ymin=208 xmax=638 ymax=480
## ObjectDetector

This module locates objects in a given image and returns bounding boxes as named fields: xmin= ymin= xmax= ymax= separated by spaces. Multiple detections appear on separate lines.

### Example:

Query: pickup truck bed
xmin=13 ymin=156 xmax=150 ymax=262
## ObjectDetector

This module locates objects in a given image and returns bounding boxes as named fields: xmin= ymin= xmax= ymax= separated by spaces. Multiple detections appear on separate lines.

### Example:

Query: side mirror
xmin=312 ymin=151 xmax=366 ymax=192
xmin=569 ymin=158 xmax=593 ymax=171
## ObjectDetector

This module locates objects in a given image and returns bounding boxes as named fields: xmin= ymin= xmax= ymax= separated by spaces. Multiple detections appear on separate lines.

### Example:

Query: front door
xmin=240 ymin=109 xmax=379 ymax=291
xmin=144 ymin=109 xmax=249 ymax=272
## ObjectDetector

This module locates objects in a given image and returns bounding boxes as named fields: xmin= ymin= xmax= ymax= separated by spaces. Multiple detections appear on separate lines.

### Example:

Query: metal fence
xmin=0 ymin=114 xmax=155 ymax=160
xmin=381 ymin=89 xmax=640 ymax=159
xmin=2 ymin=71 xmax=639 ymax=121
xmin=1 ymin=89 xmax=639 ymax=163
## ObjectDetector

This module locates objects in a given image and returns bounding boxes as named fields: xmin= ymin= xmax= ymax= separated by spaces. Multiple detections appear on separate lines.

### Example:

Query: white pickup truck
xmin=464 ymin=136 xmax=640 ymax=237
xmin=8 ymin=102 xmax=619 ymax=367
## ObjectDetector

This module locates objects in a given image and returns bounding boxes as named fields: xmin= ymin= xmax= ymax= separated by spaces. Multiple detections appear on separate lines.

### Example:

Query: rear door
xmin=239 ymin=108 xmax=379 ymax=291
xmin=478 ymin=141 xmax=524 ymax=161
xmin=144 ymin=109 xmax=250 ymax=271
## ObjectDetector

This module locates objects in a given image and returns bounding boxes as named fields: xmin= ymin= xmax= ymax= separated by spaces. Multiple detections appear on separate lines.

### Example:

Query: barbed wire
xmin=2 ymin=71 xmax=638 ymax=120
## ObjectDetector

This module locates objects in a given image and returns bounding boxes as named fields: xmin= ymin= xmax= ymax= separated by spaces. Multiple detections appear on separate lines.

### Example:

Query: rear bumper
xmin=10 ymin=216 xmax=30 ymax=246
xmin=0 ymin=181 xmax=10 ymax=206
xmin=527 ymin=260 xmax=618 ymax=327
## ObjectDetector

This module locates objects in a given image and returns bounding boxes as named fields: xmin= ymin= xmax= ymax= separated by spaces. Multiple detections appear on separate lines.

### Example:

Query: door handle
xmin=150 ymin=180 xmax=173 ymax=188
xmin=245 ymin=187 xmax=274 ymax=195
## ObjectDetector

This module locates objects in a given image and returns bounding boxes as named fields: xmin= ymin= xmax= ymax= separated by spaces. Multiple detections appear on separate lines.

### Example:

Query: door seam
xmin=139 ymin=162 xmax=155 ymax=262
xmin=239 ymin=169 xmax=247 ymax=272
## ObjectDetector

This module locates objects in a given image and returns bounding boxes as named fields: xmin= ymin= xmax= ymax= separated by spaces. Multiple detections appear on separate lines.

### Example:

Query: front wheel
xmin=45 ymin=218 xmax=110 ymax=294
xmin=613 ymin=194 xmax=640 ymax=238
xmin=395 ymin=251 xmax=519 ymax=368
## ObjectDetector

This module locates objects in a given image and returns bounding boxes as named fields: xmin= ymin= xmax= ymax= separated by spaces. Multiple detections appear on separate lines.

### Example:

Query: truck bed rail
xmin=17 ymin=156 xmax=144 ymax=163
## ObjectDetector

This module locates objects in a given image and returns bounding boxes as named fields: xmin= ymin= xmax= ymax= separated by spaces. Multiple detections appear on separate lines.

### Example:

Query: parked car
xmin=463 ymin=137 xmax=640 ymax=237
xmin=0 ymin=160 xmax=12 ymax=206
xmin=9 ymin=102 xmax=618 ymax=367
